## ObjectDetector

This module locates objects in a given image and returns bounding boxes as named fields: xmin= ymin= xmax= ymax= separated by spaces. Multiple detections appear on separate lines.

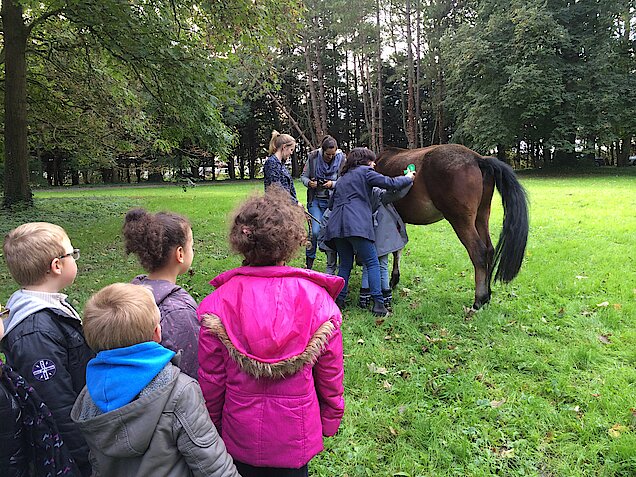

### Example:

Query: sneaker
xmin=371 ymin=300 xmax=389 ymax=317
xmin=305 ymin=257 xmax=315 ymax=270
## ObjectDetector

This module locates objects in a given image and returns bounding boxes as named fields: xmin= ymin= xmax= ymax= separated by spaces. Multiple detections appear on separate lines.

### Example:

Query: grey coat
xmin=71 ymin=361 xmax=239 ymax=477
xmin=370 ymin=184 xmax=412 ymax=256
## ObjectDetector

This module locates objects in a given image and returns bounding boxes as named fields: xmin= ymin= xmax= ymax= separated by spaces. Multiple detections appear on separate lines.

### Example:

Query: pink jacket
xmin=197 ymin=266 xmax=345 ymax=469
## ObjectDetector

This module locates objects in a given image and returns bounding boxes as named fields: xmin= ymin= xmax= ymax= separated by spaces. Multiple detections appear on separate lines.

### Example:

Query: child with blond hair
xmin=71 ymin=283 xmax=239 ymax=477
xmin=198 ymin=186 xmax=345 ymax=477
xmin=1 ymin=222 xmax=93 ymax=475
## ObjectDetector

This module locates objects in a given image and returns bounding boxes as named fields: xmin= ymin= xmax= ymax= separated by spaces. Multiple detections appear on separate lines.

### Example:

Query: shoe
xmin=358 ymin=288 xmax=371 ymax=309
xmin=382 ymin=289 xmax=393 ymax=312
xmin=372 ymin=300 xmax=389 ymax=317
xmin=306 ymin=257 xmax=314 ymax=270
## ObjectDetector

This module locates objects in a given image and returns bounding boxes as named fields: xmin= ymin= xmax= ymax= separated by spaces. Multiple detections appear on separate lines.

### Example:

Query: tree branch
xmin=26 ymin=8 xmax=64 ymax=36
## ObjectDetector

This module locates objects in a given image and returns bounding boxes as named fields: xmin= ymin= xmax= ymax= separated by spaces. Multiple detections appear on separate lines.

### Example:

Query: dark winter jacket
xmin=263 ymin=154 xmax=298 ymax=202
xmin=1 ymin=290 xmax=94 ymax=476
xmin=324 ymin=165 xmax=413 ymax=243
xmin=71 ymin=356 xmax=239 ymax=477
xmin=131 ymin=276 xmax=200 ymax=378
xmin=0 ymin=363 xmax=79 ymax=477
xmin=0 ymin=365 xmax=28 ymax=477
xmin=300 ymin=149 xmax=344 ymax=203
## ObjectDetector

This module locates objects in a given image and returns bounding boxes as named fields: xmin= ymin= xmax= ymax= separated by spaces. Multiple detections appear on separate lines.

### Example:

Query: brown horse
xmin=374 ymin=144 xmax=529 ymax=310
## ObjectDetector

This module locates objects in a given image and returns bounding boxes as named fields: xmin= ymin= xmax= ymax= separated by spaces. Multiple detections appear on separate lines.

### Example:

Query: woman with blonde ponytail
xmin=263 ymin=130 xmax=298 ymax=203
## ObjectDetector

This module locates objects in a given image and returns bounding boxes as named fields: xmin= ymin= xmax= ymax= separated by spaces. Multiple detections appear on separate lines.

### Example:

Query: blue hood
xmin=87 ymin=342 xmax=175 ymax=413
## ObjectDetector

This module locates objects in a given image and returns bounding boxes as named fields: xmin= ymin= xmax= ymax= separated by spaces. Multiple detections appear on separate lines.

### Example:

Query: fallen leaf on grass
xmin=357 ymin=339 xmax=365 ymax=344
xmin=421 ymin=345 xmax=429 ymax=353
xmin=389 ymin=426 xmax=398 ymax=436
xmin=591 ymin=393 xmax=600 ymax=398
xmin=598 ymin=334 xmax=611 ymax=344
xmin=491 ymin=447 xmax=515 ymax=458
xmin=613 ymin=303 xmax=622 ymax=310
xmin=575 ymin=275 xmax=588 ymax=280
xmin=383 ymin=380 xmax=393 ymax=390
xmin=490 ymin=399 xmax=506 ymax=408
xmin=608 ymin=424 xmax=628 ymax=438
xmin=425 ymin=335 xmax=443 ymax=343
xmin=597 ymin=301 xmax=609 ymax=308
xmin=367 ymin=363 xmax=388 ymax=375
xmin=375 ymin=318 xmax=385 ymax=326
xmin=400 ymin=287 xmax=411 ymax=297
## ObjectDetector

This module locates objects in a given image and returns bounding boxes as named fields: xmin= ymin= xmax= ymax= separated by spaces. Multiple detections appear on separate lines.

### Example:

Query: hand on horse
xmin=405 ymin=170 xmax=416 ymax=181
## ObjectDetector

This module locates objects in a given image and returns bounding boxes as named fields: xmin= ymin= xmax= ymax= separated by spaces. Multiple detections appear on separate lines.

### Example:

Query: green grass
xmin=1 ymin=174 xmax=635 ymax=476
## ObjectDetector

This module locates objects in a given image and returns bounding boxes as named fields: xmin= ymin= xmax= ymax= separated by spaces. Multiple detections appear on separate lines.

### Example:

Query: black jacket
xmin=0 ymin=367 xmax=28 ymax=477
xmin=1 ymin=308 xmax=94 ymax=476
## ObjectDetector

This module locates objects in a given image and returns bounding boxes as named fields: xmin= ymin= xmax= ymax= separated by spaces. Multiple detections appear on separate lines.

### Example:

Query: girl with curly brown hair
xmin=122 ymin=209 xmax=200 ymax=378
xmin=197 ymin=186 xmax=345 ymax=477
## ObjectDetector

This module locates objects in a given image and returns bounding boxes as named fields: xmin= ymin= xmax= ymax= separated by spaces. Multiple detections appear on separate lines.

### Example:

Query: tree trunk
xmin=405 ymin=0 xmax=417 ymax=149
xmin=314 ymin=34 xmax=328 ymax=137
xmin=376 ymin=0 xmax=384 ymax=153
xmin=303 ymin=33 xmax=323 ymax=144
xmin=2 ymin=0 xmax=32 ymax=206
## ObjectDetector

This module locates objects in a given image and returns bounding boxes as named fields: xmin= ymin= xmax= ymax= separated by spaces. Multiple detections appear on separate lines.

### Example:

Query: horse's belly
xmin=397 ymin=200 xmax=444 ymax=225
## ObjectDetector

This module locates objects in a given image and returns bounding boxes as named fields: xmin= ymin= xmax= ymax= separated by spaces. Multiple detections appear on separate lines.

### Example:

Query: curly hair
xmin=340 ymin=147 xmax=376 ymax=175
xmin=229 ymin=186 xmax=307 ymax=266
xmin=123 ymin=208 xmax=190 ymax=272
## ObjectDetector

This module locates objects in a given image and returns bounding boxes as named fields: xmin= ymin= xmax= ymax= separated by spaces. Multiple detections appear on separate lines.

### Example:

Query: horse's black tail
xmin=478 ymin=157 xmax=529 ymax=283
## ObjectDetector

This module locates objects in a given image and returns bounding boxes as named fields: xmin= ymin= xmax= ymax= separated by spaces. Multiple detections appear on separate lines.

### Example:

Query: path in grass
xmin=1 ymin=174 xmax=634 ymax=476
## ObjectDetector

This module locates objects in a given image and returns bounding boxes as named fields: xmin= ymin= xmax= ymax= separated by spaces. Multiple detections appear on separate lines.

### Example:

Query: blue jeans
xmin=361 ymin=254 xmax=389 ymax=290
xmin=306 ymin=198 xmax=330 ymax=260
xmin=334 ymin=237 xmax=382 ymax=303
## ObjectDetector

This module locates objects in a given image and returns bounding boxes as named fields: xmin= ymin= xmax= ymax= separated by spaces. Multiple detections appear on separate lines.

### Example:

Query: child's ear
xmin=49 ymin=257 xmax=63 ymax=276
xmin=175 ymin=245 xmax=185 ymax=264
xmin=152 ymin=322 xmax=162 ymax=343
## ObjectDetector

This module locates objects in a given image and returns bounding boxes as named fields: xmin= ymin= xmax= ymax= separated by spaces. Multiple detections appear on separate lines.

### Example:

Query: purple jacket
xmin=131 ymin=276 xmax=199 ymax=378
xmin=197 ymin=266 xmax=345 ymax=468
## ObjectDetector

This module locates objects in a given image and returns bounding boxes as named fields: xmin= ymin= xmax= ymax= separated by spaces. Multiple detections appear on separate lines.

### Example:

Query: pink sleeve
xmin=198 ymin=326 xmax=227 ymax=433
xmin=313 ymin=314 xmax=345 ymax=437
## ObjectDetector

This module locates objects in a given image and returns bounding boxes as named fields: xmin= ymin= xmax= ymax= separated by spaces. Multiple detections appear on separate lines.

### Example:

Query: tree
xmin=1 ymin=0 xmax=303 ymax=206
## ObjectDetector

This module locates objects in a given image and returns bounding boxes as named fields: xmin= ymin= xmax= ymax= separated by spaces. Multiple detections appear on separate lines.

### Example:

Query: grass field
xmin=1 ymin=172 xmax=635 ymax=476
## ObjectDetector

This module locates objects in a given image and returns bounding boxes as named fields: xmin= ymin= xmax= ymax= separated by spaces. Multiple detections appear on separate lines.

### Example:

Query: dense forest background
xmin=1 ymin=0 xmax=634 ymax=205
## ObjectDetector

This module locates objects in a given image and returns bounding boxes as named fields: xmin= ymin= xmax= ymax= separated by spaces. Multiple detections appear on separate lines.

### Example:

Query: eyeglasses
xmin=58 ymin=248 xmax=80 ymax=261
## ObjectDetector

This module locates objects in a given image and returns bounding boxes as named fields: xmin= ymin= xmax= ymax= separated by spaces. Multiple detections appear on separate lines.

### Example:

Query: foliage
xmin=1 ymin=174 xmax=636 ymax=475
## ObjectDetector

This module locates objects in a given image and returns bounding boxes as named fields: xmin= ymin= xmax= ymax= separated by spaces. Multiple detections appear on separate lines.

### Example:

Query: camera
xmin=312 ymin=178 xmax=328 ymax=188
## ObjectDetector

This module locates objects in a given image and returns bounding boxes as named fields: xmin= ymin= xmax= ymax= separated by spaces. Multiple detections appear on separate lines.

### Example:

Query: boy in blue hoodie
xmin=1 ymin=222 xmax=94 ymax=476
xmin=71 ymin=283 xmax=239 ymax=477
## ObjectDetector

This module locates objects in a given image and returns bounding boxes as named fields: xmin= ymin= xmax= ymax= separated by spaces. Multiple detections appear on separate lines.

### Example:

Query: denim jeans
xmin=334 ymin=236 xmax=382 ymax=303
xmin=306 ymin=198 xmax=330 ymax=260
xmin=361 ymin=253 xmax=389 ymax=290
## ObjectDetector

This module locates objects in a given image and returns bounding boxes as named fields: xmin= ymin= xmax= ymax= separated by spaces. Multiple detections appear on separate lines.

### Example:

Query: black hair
xmin=340 ymin=147 xmax=376 ymax=175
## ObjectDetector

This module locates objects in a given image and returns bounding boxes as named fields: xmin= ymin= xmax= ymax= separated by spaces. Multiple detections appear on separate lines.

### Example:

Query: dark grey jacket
xmin=370 ymin=184 xmax=412 ymax=256
xmin=71 ymin=361 xmax=239 ymax=477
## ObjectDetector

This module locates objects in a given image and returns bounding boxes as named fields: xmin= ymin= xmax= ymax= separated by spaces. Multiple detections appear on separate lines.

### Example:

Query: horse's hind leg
xmin=447 ymin=217 xmax=490 ymax=309
xmin=390 ymin=249 xmax=402 ymax=289
xmin=476 ymin=176 xmax=495 ymax=293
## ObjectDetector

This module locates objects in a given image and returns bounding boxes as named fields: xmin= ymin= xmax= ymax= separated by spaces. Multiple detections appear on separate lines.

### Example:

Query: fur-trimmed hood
xmin=201 ymin=314 xmax=335 ymax=379
xmin=197 ymin=265 xmax=344 ymax=379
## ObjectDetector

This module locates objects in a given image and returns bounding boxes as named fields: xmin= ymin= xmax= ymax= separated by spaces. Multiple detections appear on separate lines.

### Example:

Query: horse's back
xmin=375 ymin=144 xmax=485 ymax=225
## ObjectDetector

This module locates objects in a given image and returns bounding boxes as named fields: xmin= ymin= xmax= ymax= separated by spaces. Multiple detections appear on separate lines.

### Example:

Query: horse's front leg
xmin=390 ymin=249 xmax=402 ymax=289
